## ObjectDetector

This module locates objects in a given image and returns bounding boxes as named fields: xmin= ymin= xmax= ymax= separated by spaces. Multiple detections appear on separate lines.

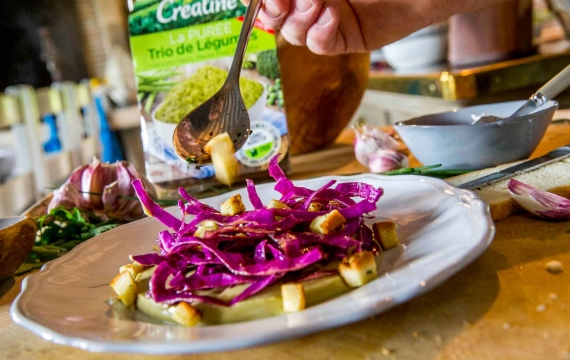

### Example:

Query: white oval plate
xmin=11 ymin=174 xmax=494 ymax=354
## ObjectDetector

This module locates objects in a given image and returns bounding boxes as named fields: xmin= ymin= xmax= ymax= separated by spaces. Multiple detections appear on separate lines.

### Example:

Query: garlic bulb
xmin=368 ymin=149 xmax=409 ymax=173
xmin=507 ymin=179 xmax=570 ymax=220
xmin=353 ymin=124 xmax=400 ymax=167
xmin=48 ymin=158 xmax=156 ymax=221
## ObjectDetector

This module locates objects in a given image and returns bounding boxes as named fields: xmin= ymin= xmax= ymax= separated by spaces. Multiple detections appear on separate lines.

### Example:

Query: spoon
xmin=472 ymin=64 xmax=570 ymax=125
xmin=173 ymin=0 xmax=262 ymax=164
xmin=0 ymin=216 xmax=37 ymax=280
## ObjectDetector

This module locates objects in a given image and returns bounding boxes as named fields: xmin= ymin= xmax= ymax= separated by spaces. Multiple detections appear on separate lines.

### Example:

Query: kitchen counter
xmin=2 ymin=122 xmax=570 ymax=360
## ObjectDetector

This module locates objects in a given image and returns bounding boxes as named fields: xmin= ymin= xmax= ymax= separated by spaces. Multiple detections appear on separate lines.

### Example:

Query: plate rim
xmin=10 ymin=174 xmax=495 ymax=354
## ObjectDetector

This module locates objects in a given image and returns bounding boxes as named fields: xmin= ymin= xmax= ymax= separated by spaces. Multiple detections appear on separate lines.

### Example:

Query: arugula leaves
xmin=15 ymin=207 xmax=121 ymax=275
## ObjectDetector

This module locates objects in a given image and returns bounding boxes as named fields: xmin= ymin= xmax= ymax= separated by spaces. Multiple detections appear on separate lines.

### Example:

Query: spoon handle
xmin=225 ymin=0 xmax=263 ymax=87
xmin=535 ymin=64 xmax=570 ymax=103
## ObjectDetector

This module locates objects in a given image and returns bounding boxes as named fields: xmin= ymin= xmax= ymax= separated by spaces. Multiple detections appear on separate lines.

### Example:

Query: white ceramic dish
xmin=152 ymin=85 xmax=267 ymax=146
xmin=11 ymin=174 xmax=495 ymax=354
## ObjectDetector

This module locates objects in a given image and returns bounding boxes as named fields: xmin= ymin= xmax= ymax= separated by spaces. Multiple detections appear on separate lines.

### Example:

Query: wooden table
xmin=2 ymin=122 xmax=570 ymax=360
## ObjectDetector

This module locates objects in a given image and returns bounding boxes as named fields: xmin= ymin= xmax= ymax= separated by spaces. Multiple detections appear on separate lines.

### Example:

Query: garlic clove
xmin=353 ymin=124 xmax=399 ymax=167
xmin=507 ymin=179 xmax=570 ymax=220
xmin=368 ymin=149 xmax=409 ymax=174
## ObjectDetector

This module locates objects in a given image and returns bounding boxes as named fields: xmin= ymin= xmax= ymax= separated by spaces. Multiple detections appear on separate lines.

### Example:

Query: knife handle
xmin=536 ymin=64 xmax=570 ymax=101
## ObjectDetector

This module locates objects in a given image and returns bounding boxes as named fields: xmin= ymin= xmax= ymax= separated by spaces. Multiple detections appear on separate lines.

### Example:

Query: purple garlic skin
xmin=368 ymin=149 xmax=409 ymax=173
xmin=48 ymin=158 xmax=156 ymax=221
xmin=353 ymin=124 xmax=400 ymax=167
xmin=507 ymin=178 xmax=570 ymax=220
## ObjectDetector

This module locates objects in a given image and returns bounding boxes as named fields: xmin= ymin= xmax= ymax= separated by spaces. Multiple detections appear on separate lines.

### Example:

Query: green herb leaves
xmin=15 ymin=207 xmax=121 ymax=276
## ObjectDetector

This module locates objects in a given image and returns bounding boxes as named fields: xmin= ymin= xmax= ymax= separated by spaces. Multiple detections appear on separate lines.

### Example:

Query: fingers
xmin=305 ymin=2 xmax=344 ymax=54
xmin=279 ymin=0 xmax=324 ymax=46
xmin=257 ymin=0 xmax=289 ymax=29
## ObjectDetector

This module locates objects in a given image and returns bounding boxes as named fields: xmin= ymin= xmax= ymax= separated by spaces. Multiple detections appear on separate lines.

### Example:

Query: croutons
xmin=171 ymin=301 xmax=201 ymax=327
xmin=110 ymin=271 xmax=138 ymax=307
xmin=220 ymin=194 xmax=246 ymax=216
xmin=204 ymin=132 xmax=239 ymax=187
xmin=193 ymin=220 xmax=219 ymax=238
xmin=267 ymin=199 xmax=290 ymax=210
xmin=281 ymin=283 xmax=306 ymax=312
xmin=307 ymin=202 xmax=325 ymax=212
xmin=119 ymin=262 xmax=145 ymax=279
xmin=338 ymin=251 xmax=377 ymax=287
xmin=310 ymin=209 xmax=346 ymax=234
xmin=372 ymin=220 xmax=400 ymax=250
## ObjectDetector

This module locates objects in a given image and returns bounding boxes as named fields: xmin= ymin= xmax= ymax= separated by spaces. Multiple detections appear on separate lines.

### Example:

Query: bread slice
xmin=446 ymin=158 xmax=570 ymax=221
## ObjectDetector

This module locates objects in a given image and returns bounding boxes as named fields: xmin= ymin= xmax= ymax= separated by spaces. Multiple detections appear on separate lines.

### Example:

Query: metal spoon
xmin=173 ymin=0 xmax=262 ymax=164
xmin=472 ymin=64 xmax=570 ymax=125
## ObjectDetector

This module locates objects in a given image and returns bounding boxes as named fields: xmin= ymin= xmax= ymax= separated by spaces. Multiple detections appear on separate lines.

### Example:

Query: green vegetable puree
xmin=155 ymin=66 xmax=264 ymax=124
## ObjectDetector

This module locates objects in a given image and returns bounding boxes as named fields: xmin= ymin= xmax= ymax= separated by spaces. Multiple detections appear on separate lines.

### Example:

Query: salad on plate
xmin=110 ymin=155 xmax=400 ymax=326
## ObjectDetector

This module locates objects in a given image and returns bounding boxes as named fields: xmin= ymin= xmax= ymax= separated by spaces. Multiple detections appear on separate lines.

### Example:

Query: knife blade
xmin=458 ymin=145 xmax=570 ymax=190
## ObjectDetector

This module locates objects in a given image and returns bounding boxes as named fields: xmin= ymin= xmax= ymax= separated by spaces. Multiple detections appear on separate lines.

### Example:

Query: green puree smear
xmin=155 ymin=66 xmax=264 ymax=124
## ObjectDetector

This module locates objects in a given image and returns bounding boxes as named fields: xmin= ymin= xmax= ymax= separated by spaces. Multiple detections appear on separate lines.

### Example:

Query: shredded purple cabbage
xmin=131 ymin=155 xmax=383 ymax=307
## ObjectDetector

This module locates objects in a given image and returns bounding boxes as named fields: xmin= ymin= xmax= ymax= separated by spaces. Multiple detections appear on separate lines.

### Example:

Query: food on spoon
xmin=155 ymin=66 xmax=263 ymax=125
xmin=372 ymin=220 xmax=400 ymax=250
xmin=204 ymin=132 xmax=239 ymax=187
xmin=112 ymin=156 xmax=390 ymax=325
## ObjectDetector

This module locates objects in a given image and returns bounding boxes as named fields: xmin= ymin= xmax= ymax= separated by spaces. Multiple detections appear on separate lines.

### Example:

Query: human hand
xmin=243 ymin=0 xmax=505 ymax=55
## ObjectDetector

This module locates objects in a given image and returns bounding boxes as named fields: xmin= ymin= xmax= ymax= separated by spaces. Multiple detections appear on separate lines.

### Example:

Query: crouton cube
xmin=119 ymin=262 xmax=145 ymax=279
xmin=220 ymin=194 xmax=246 ymax=216
xmin=204 ymin=132 xmax=239 ymax=186
xmin=193 ymin=220 xmax=219 ymax=238
xmin=171 ymin=302 xmax=201 ymax=327
xmin=110 ymin=271 xmax=138 ymax=307
xmin=338 ymin=252 xmax=378 ymax=287
xmin=281 ymin=283 xmax=306 ymax=312
xmin=372 ymin=220 xmax=400 ymax=250
xmin=310 ymin=209 xmax=346 ymax=234
xmin=267 ymin=199 xmax=290 ymax=210
xmin=308 ymin=202 xmax=325 ymax=212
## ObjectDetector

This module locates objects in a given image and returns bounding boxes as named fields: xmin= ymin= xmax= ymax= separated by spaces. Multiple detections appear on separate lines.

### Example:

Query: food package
xmin=127 ymin=0 xmax=290 ymax=199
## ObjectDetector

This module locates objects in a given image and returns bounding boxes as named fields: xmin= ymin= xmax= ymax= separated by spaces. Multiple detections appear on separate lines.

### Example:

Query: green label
xmin=245 ymin=141 xmax=273 ymax=159
xmin=128 ymin=0 xmax=246 ymax=36
xmin=130 ymin=18 xmax=275 ymax=72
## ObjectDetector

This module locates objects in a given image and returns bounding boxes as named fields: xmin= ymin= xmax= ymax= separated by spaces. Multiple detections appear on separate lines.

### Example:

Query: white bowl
xmin=152 ymin=85 xmax=267 ymax=147
xmin=382 ymin=23 xmax=448 ymax=71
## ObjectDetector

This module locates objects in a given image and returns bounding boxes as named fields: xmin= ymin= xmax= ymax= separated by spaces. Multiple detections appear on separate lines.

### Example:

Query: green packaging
xmin=128 ymin=0 xmax=290 ymax=198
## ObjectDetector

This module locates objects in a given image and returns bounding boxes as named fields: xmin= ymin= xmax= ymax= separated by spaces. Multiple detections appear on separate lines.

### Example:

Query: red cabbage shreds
xmin=133 ymin=158 xmax=386 ymax=308
xmin=301 ymin=180 xmax=337 ymax=210
xmin=132 ymin=253 xmax=164 ymax=266
xmin=179 ymin=187 xmax=218 ymax=215
xmin=358 ymin=223 xmax=379 ymax=253
xmin=149 ymin=262 xmax=228 ymax=306
xmin=254 ymin=239 xmax=269 ymax=262
xmin=132 ymin=179 xmax=182 ymax=231
xmin=174 ymin=238 xmax=324 ymax=276
xmin=268 ymin=155 xmax=294 ymax=195
xmin=170 ymin=271 xmax=261 ymax=290
xmin=335 ymin=182 xmax=383 ymax=203
xmin=246 ymin=179 xmax=264 ymax=209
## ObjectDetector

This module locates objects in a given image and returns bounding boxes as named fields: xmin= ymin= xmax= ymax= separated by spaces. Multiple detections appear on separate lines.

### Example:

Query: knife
xmin=458 ymin=145 xmax=570 ymax=190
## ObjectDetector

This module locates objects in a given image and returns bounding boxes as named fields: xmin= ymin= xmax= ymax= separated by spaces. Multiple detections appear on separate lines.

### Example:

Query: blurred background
xmin=1 ymin=0 xmax=570 ymax=217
